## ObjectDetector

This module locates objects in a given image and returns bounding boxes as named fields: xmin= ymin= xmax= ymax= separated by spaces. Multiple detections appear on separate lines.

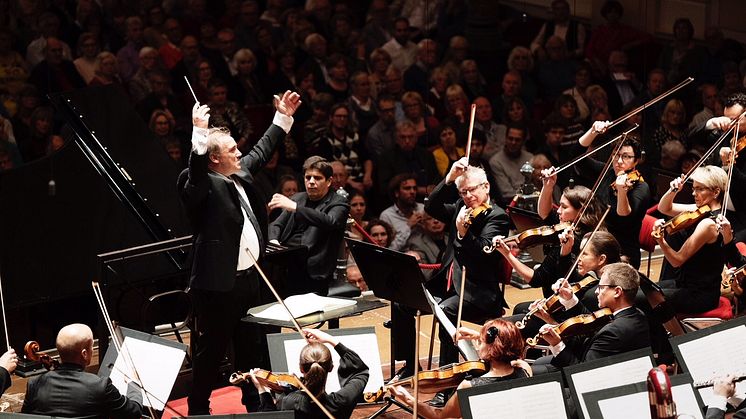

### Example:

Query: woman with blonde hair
xmin=88 ymin=52 xmax=121 ymax=86
xmin=655 ymin=165 xmax=727 ymax=313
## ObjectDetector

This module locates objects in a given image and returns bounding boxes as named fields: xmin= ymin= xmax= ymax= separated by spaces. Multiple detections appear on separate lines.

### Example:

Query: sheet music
xmin=108 ymin=337 xmax=186 ymax=410
xmin=571 ymin=356 xmax=653 ymax=419
xmin=279 ymin=333 xmax=384 ymax=394
xmin=422 ymin=286 xmax=479 ymax=361
xmin=250 ymin=293 xmax=357 ymax=321
xmin=678 ymin=325 xmax=746 ymax=384
xmin=595 ymin=384 xmax=704 ymax=419
xmin=467 ymin=381 xmax=567 ymax=419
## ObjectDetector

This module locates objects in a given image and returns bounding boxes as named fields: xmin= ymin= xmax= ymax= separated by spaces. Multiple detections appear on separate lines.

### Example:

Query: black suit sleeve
xmin=269 ymin=206 xmax=292 ymax=241
xmin=705 ymin=407 xmax=725 ymax=419
xmin=294 ymin=201 xmax=349 ymax=231
xmin=325 ymin=343 xmax=369 ymax=411
xmin=103 ymin=379 xmax=143 ymax=419
xmin=424 ymin=179 xmax=459 ymax=224
xmin=0 ymin=367 xmax=10 ymax=395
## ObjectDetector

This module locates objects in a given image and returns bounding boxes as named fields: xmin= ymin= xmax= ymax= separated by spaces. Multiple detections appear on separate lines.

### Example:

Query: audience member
xmin=380 ymin=173 xmax=424 ymax=251
xmin=531 ymin=0 xmax=586 ymax=60
xmin=366 ymin=95 xmax=398 ymax=160
xmin=489 ymin=123 xmax=534 ymax=204
xmin=29 ymin=37 xmax=86 ymax=96
xmin=366 ymin=218 xmax=395 ymax=248
xmin=402 ymin=91 xmax=439 ymax=149
xmin=376 ymin=121 xmax=439 ymax=200
xmin=404 ymin=38 xmax=438 ymax=97
xmin=381 ymin=17 xmax=418 ymax=73
xmin=116 ymin=16 xmax=146 ymax=82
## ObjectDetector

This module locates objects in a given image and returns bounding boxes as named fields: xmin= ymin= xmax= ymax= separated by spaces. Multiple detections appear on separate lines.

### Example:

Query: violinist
xmin=394 ymin=158 xmax=508 ymax=408
xmin=576 ymin=121 xmax=652 ymax=269
xmin=713 ymin=93 xmax=746 ymax=242
xmin=505 ymin=231 xmax=622 ymax=338
xmin=654 ymin=166 xmax=727 ymax=313
xmin=22 ymin=323 xmax=143 ymax=418
xmin=532 ymin=263 xmax=650 ymax=372
xmin=248 ymin=328 xmax=369 ymax=419
xmin=494 ymin=169 xmax=604 ymax=299
xmin=388 ymin=319 xmax=531 ymax=419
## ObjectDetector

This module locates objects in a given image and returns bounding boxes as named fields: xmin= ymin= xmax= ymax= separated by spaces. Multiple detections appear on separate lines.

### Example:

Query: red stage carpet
xmin=163 ymin=386 xmax=246 ymax=418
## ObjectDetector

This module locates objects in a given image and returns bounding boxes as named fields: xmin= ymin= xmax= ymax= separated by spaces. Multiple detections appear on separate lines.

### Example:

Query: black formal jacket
xmin=424 ymin=179 xmax=509 ymax=314
xmin=706 ymin=406 xmax=746 ymax=419
xmin=177 ymin=124 xmax=284 ymax=292
xmin=269 ymin=189 xmax=350 ymax=283
xmin=22 ymin=363 xmax=143 ymax=418
xmin=551 ymin=305 xmax=651 ymax=368
xmin=0 ymin=367 xmax=9 ymax=396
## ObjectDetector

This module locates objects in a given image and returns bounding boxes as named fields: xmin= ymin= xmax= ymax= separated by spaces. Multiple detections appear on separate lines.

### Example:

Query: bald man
xmin=22 ymin=324 xmax=143 ymax=418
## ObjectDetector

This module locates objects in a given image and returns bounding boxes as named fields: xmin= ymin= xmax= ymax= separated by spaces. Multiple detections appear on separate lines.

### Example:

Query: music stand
xmin=346 ymin=239 xmax=432 ymax=314
xmin=346 ymin=239 xmax=433 ymax=418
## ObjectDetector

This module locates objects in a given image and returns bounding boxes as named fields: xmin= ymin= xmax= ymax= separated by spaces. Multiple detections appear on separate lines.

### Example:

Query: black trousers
xmin=391 ymin=295 xmax=495 ymax=368
xmin=188 ymin=268 xmax=274 ymax=414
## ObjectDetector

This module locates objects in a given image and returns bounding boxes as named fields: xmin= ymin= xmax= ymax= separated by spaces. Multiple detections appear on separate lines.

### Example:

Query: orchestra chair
xmin=141 ymin=289 xmax=194 ymax=365
xmin=676 ymin=296 xmax=734 ymax=332
xmin=639 ymin=212 xmax=660 ymax=278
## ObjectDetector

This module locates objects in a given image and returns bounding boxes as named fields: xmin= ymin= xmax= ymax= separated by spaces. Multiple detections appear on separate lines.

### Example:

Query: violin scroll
xmin=24 ymin=340 xmax=59 ymax=371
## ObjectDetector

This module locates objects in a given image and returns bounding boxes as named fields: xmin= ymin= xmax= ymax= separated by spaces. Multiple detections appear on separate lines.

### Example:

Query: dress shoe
xmin=392 ymin=364 xmax=414 ymax=381
xmin=383 ymin=319 xmax=392 ymax=328
xmin=428 ymin=391 xmax=448 ymax=408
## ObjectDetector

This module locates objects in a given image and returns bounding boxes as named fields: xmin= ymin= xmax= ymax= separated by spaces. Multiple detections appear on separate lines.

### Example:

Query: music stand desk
xmin=242 ymin=295 xmax=387 ymax=328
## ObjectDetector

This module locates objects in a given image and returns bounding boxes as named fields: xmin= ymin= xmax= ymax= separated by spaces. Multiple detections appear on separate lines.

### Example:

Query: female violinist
xmin=493 ymin=168 xmax=604 ymax=299
xmin=576 ymin=120 xmax=652 ymax=269
xmin=654 ymin=166 xmax=727 ymax=313
xmin=388 ymin=319 xmax=531 ymax=419
xmin=248 ymin=328 xmax=369 ymax=419
xmin=504 ymin=229 xmax=622 ymax=341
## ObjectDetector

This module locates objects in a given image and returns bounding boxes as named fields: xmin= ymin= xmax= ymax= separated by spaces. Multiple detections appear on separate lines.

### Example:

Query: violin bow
xmin=464 ymin=103 xmax=477 ymax=161
xmin=549 ymin=124 xmax=637 ymax=178
xmin=548 ymin=75 xmax=693 ymax=177
xmin=412 ymin=310 xmax=421 ymax=419
xmin=563 ymin=206 xmax=611 ymax=283
xmin=453 ymin=104 xmax=479 ymax=352
xmin=570 ymin=128 xmax=630 ymax=230
xmin=721 ymin=121 xmax=740 ymax=220
xmin=92 ymin=282 xmax=159 ymax=419
xmin=0 ymin=268 xmax=10 ymax=352
xmin=245 ymin=248 xmax=309 ymax=343
xmin=676 ymin=108 xmax=746 ymax=190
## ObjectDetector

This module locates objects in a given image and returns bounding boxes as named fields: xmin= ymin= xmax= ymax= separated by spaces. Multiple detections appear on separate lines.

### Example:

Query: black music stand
xmin=346 ymin=239 xmax=434 ymax=419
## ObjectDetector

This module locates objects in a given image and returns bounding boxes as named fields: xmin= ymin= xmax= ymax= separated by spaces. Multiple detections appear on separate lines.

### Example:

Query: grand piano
xmin=0 ymin=85 xmax=285 ymax=353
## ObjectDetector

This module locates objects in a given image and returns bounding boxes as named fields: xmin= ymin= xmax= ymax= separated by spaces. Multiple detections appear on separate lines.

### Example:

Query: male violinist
xmin=423 ymin=158 xmax=509 ymax=406
xmin=389 ymin=160 xmax=508 ymax=401
xmin=706 ymin=93 xmax=746 ymax=242
xmin=575 ymin=122 xmax=652 ymax=269
xmin=22 ymin=324 xmax=143 ymax=417
xmin=532 ymin=262 xmax=650 ymax=372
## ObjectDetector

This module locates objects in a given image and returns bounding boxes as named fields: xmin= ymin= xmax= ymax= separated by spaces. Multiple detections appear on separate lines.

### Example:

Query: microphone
xmin=48 ymin=179 xmax=56 ymax=196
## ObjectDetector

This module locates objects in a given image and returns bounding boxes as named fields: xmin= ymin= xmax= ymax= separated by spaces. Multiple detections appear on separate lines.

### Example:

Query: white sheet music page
xmin=571 ymin=356 xmax=653 ymax=419
xmin=467 ymin=381 xmax=567 ymax=419
xmin=678 ymin=325 xmax=746 ymax=384
xmin=109 ymin=337 xmax=186 ymax=410
xmin=251 ymin=293 xmax=356 ymax=321
xmin=595 ymin=384 xmax=704 ymax=419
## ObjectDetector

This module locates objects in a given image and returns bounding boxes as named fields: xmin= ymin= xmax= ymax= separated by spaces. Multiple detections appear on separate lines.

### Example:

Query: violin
xmin=464 ymin=202 xmax=492 ymax=228
xmin=651 ymin=205 xmax=712 ymax=239
xmin=723 ymin=263 xmax=746 ymax=295
xmin=363 ymin=360 xmax=488 ymax=402
xmin=24 ymin=341 xmax=59 ymax=371
xmin=526 ymin=308 xmax=613 ymax=346
xmin=229 ymin=369 xmax=301 ymax=393
xmin=721 ymin=135 xmax=746 ymax=166
xmin=483 ymin=221 xmax=572 ymax=253
xmin=610 ymin=170 xmax=644 ymax=194
xmin=516 ymin=273 xmax=599 ymax=329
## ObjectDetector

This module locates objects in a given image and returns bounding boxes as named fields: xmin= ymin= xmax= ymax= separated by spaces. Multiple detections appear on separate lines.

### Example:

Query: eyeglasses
xmin=458 ymin=183 xmax=486 ymax=197
xmin=617 ymin=154 xmax=636 ymax=161
xmin=597 ymin=283 xmax=618 ymax=290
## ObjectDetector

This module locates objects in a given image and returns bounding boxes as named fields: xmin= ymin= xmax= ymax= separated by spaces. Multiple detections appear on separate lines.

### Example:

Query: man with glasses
xmin=423 ymin=159 xmax=509 ymax=406
xmin=576 ymin=122 xmax=652 ymax=269
xmin=536 ymin=262 xmax=650 ymax=370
